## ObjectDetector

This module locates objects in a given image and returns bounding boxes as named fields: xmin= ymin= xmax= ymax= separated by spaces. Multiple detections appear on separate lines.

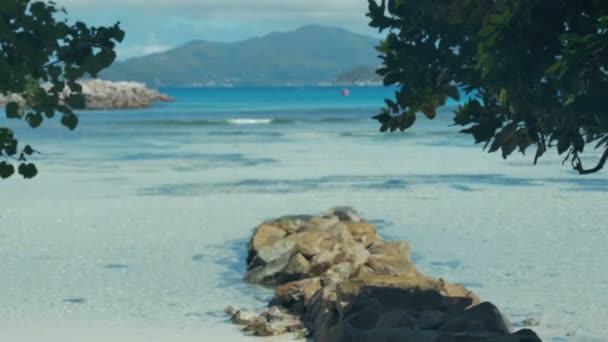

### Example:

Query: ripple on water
xmin=103 ymin=264 xmax=130 ymax=270
xmin=63 ymin=298 xmax=86 ymax=304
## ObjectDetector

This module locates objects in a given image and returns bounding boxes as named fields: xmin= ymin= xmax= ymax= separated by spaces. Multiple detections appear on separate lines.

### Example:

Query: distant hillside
xmin=335 ymin=66 xmax=382 ymax=86
xmin=101 ymin=25 xmax=382 ymax=87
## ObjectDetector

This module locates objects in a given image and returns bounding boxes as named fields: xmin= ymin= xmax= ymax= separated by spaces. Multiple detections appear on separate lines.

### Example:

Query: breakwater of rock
xmin=0 ymin=79 xmax=174 ymax=110
xmin=227 ymin=208 xmax=542 ymax=342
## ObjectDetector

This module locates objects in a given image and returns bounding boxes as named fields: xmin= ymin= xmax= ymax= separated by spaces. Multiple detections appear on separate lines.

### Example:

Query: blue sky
xmin=58 ymin=0 xmax=378 ymax=60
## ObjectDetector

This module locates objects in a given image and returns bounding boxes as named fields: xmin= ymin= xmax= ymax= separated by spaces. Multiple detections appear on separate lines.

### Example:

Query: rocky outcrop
xmin=77 ymin=80 xmax=175 ymax=109
xmin=228 ymin=208 xmax=542 ymax=341
xmin=0 ymin=79 xmax=174 ymax=110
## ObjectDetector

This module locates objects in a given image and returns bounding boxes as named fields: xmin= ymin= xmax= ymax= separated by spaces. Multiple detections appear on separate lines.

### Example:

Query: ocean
xmin=1 ymin=86 xmax=606 ymax=341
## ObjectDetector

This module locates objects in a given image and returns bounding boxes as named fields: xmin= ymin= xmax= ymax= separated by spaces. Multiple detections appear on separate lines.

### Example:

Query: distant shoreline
xmin=153 ymin=83 xmax=385 ymax=89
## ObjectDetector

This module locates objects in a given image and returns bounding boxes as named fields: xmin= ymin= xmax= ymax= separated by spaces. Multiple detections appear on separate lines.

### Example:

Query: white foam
xmin=226 ymin=118 xmax=273 ymax=125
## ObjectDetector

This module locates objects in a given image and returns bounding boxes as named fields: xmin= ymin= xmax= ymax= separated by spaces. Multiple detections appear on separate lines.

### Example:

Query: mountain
xmin=335 ymin=66 xmax=382 ymax=85
xmin=101 ymin=25 xmax=382 ymax=87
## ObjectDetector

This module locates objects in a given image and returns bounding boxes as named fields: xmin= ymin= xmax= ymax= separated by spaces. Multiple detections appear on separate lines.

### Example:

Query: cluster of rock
xmin=0 ymin=79 xmax=174 ymax=110
xmin=228 ymin=208 xmax=542 ymax=342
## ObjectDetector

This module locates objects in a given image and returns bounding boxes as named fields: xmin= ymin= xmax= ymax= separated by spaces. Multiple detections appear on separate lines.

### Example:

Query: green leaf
xmin=48 ymin=65 xmax=62 ymax=80
xmin=422 ymin=107 xmax=436 ymax=119
xmin=446 ymin=86 xmax=460 ymax=101
xmin=6 ymin=102 xmax=20 ymax=119
xmin=376 ymin=37 xmax=392 ymax=53
xmin=0 ymin=162 xmax=15 ymax=179
xmin=61 ymin=113 xmax=79 ymax=130
xmin=18 ymin=163 xmax=38 ymax=179
xmin=383 ymin=73 xmax=399 ymax=86
xmin=384 ymin=99 xmax=399 ymax=113
xmin=0 ymin=128 xmax=14 ymax=141
xmin=23 ymin=145 xmax=35 ymax=155
xmin=26 ymin=113 xmax=44 ymax=128
xmin=380 ymin=123 xmax=389 ymax=132
xmin=65 ymin=93 xmax=86 ymax=109
xmin=399 ymin=113 xmax=416 ymax=131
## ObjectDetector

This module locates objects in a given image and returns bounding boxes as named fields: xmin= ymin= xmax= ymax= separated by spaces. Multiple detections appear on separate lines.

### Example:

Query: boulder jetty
xmin=227 ymin=208 xmax=542 ymax=342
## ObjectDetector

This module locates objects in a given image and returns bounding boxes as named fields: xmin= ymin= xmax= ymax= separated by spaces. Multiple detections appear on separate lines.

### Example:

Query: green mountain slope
xmin=101 ymin=25 xmax=381 ymax=87
xmin=335 ymin=66 xmax=382 ymax=85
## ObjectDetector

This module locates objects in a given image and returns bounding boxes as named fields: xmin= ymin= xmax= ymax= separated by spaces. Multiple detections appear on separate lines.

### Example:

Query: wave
xmin=226 ymin=118 xmax=274 ymax=125
xmin=122 ymin=116 xmax=367 ymax=127
xmin=317 ymin=117 xmax=369 ymax=123
xmin=124 ymin=118 xmax=293 ymax=126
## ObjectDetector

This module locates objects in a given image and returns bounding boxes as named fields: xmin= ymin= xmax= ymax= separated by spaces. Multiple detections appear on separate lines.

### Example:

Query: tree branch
xmin=574 ymin=148 xmax=608 ymax=175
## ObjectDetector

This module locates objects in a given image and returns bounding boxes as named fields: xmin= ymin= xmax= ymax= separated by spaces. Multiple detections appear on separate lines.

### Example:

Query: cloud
xmin=116 ymin=44 xmax=173 ymax=60
xmin=57 ymin=0 xmax=368 ymax=17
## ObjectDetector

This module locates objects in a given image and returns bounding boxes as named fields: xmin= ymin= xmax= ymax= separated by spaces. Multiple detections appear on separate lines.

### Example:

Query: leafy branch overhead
xmin=0 ymin=0 xmax=124 ymax=179
xmin=368 ymin=0 xmax=608 ymax=174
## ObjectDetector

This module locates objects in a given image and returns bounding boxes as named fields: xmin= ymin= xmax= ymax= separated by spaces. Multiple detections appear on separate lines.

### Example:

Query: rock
xmin=344 ymin=222 xmax=377 ymax=247
xmin=308 ymin=247 xmax=341 ymax=277
xmin=440 ymin=302 xmax=511 ymax=334
xmin=325 ymin=207 xmax=362 ymax=222
xmin=285 ymin=252 xmax=310 ymax=276
xmin=304 ymin=216 xmax=341 ymax=232
xmin=273 ymin=216 xmax=312 ymax=233
xmin=1 ymin=80 xmax=174 ymax=110
xmin=328 ymin=262 xmax=354 ymax=279
xmin=293 ymin=231 xmax=333 ymax=257
xmin=418 ymin=310 xmax=447 ymax=329
xmin=243 ymin=309 xmax=306 ymax=337
xmin=254 ymin=238 xmax=296 ymax=265
xmin=244 ymin=244 xmax=294 ymax=284
xmin=335 ymin=243 xmax=371 ymax=269
xmin=266 ymin=306 xmax=284 ymax=322
xmin=437 ymin=278 xmax=481 ymax=308
xmin=232 ymin=208 xmax=540 ymax=342
xmin=274 ymin=278 xmax=322 ymax=308
xmin=369 ymin=241 xmax=411 ymax=261
xmin=374 ymin=310 xmax=417 ymax=329
xmin=365 ymin=254 xmax=417 ymax=276
xmin=79 ymin=80 xmax=175 ymax=109
xmin=231 ymin=310 xmax=258 ymax=325
xmin=251 ymin=224 xmax=287 ymax=252
xmin=245 ymin=317 xmax=287 ymax=336
xmin=327 ymin=223 xmax=355 ymax=244
xmin=521 ymin=318 xmax=541 ymax=327
xmin=365 ymin=241 xmax=417 ymax=276
xmin=224 ymin=306 xmax=238 ymax=317
xmin=482 ymin=329 xmax=543 ymax=341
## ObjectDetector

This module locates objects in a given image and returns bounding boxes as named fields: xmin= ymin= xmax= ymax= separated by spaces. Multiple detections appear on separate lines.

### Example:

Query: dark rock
xmin=521 ymin=318 xmax=541 ymax=327
xmin=231 ymin=310 xmax=258 ymax=325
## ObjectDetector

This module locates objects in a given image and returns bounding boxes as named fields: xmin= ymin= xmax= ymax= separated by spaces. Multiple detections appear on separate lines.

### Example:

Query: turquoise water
xmin=1 ymin=87 xmax=607 ymax=342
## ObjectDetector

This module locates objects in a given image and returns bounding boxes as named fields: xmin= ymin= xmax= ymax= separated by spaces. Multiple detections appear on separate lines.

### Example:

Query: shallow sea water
xmin=1 ymin=87 xmax=606 ymax=341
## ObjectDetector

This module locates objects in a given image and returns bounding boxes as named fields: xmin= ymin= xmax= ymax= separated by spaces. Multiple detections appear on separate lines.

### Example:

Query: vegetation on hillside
xmin=101 ymin=26 xmax=380 ymax=87
xmin=368 ymin=0 xmax=608 ymax=174
xmin=335 ymin=66 xmax=382 ymax=85
xmin=0 ymin=0 xmax=124 ymax=179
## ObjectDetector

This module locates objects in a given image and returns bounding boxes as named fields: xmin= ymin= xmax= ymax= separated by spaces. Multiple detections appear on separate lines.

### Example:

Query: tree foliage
xmin=0 ymin=0 xmax=124 ymax=179
xmin=368 ymin=0 xmax=608 ymax=174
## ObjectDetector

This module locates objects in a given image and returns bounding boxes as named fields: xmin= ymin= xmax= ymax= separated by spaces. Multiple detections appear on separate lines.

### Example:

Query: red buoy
xmin=342 ymin=88 xmax=350 ymax=97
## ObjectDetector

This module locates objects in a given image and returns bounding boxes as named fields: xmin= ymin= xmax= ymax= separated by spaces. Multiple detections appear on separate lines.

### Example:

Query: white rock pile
xmin=0 ymin=79 xmax=175 ymax=110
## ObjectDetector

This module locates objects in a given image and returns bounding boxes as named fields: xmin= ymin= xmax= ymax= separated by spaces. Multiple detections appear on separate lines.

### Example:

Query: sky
xmin=57 ymin=0 xmax=379 ymax=60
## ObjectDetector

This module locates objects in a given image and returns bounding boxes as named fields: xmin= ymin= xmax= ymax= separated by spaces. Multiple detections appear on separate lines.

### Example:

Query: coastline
xmin=1 ymin=88 xmax=606 ymax=341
